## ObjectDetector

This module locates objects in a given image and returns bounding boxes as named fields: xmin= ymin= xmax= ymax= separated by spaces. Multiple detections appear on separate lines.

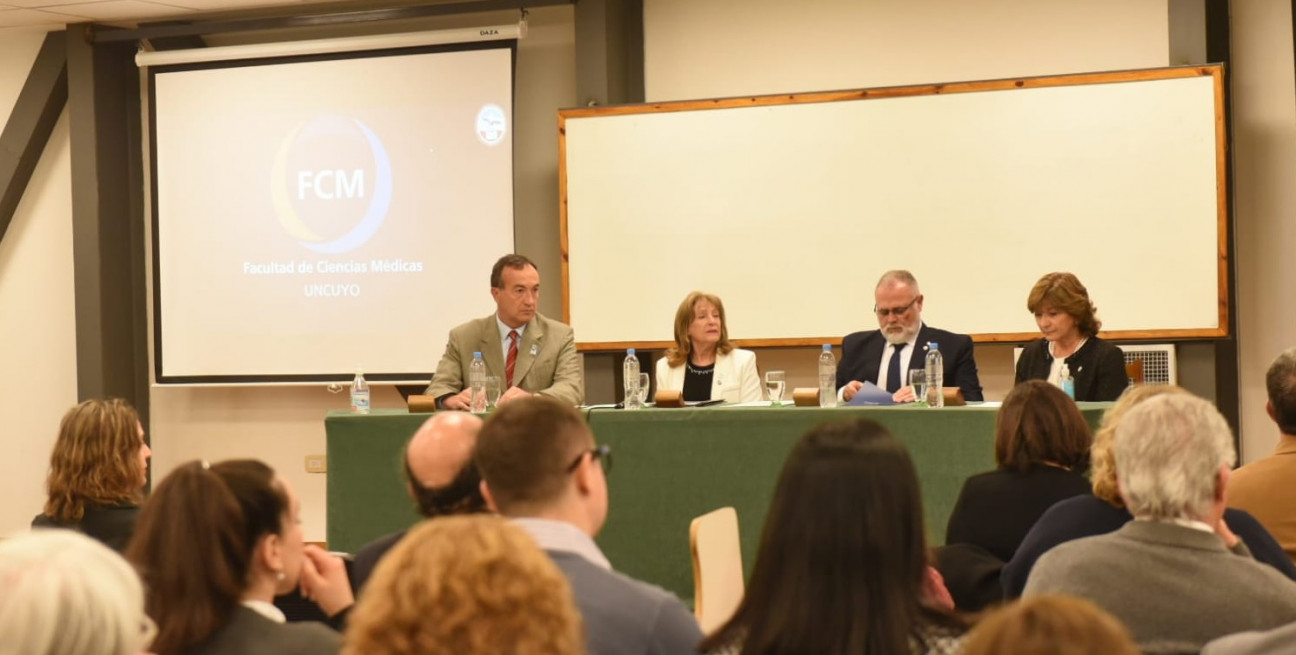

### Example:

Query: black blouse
xmin=682 ymin=362 xmax=714 ymax=402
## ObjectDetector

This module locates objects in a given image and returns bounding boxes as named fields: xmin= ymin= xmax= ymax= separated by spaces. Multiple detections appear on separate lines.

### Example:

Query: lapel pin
xmin=530 ymin=344 xmax=538 ymax=356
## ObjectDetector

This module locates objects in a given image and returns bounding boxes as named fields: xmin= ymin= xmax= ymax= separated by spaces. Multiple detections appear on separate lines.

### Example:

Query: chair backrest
xmin=1126 ymin=358 xmax=1145 ymax=386
xmin=689 ymin=506 xmax=744 ymax=634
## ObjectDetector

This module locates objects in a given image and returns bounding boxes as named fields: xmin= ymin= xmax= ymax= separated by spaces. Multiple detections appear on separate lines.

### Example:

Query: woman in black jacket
xmin=1015 ymin=272 xmax=1128 ymax=402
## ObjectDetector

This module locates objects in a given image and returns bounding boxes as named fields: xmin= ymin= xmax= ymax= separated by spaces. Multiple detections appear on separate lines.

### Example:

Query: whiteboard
xmin=560 ymin=67 xmax=1226 ymax=349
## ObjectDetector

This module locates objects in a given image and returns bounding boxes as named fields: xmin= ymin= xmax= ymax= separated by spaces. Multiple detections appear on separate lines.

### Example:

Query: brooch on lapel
xmin=530 ymin=344 xmax=539 ymax=356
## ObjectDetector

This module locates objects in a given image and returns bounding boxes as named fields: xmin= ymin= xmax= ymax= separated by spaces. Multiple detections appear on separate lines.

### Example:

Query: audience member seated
xmin=31 ymin=399 xmax=151 ymax=552
xmin=654 ymin=291 xmax=762 ymax=403
xmin=474 ymin=397 xmax=704 ymax=655
xmin=1228 ymin=346 xmax=1296 ymax=566
xmin=1014 ymin=272 xmax=1128 ymax=401
xmin=342 ymin=515 xmax=584 ymax=655
xmin=1002 ymin=385 xmax=1296 ymax=598
xmin=128 ymin=459 xmax=353 ymax=655
xmin=1203 ymin=620 xmax=1296 ymax=655
xmin=962 ymin=595 xmax=1139 ymax=655
xmin=0 ymin=529 xmax=155 ymax=655
xmin=1023 ymin=394 xmax=1296 ymax=653
xmin=938 ymin=380 xmax=1092 ymax=610
xmin=350 ymin=412 xmax=486 ymax=593
xmin=698 ymin=418 xmax=967 ymax=655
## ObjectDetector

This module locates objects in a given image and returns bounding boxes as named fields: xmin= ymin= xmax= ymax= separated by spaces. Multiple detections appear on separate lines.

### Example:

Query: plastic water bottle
xmin=925 ymin=342 xmax=944 ymax=408
xmin=469 ymin=352 xmax=487 ymax=414
xmin=350 ymin=369 xmax=371 ymax=414
xmin=818 ymin=345 xmax=837 ymax=408
xmin=624 ymin=348 xmax=643 ymax=410
xmin=1060 ymin=363 xmax=1076 ymax=400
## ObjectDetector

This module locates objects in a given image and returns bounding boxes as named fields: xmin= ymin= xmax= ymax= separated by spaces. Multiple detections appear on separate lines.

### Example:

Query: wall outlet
xmin=305 ymin=455 xmax=327 ymax=473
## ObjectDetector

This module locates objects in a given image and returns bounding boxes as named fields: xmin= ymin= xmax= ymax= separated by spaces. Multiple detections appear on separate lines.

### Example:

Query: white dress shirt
xmin=512 ymin=517 xmax=612 ymax=570
xmin=495 ymin=314 xmax=528 ymax=361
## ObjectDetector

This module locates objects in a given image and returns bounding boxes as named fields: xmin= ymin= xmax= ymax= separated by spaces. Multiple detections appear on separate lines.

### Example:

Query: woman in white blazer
xmin=655 ymin=291 xmax=763 ymax=404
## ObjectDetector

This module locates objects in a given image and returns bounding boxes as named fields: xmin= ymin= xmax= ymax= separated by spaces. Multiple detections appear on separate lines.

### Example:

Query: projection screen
xmin=150 ymin=42 xmax=515 ymax=383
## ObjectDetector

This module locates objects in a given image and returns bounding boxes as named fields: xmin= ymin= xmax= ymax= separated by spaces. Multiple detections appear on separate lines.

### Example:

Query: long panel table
xmin=326 ymin=404 xmax=1109 ymax=602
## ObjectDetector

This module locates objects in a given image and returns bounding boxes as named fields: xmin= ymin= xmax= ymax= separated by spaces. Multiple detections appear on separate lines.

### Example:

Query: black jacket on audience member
xmin=30 ymin=503 xmax=140 ymax=553
xmin=945 ymin=464 xmax=1092 ymax=563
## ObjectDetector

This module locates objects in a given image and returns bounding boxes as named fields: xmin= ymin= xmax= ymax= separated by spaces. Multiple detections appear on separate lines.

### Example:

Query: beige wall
xmin=644 ymin=0 xmax=1169 ymax=101
xmin=0 ymin=30 xmax=78 ymax=535
xmin=1233 ymin=0 xmax=1296 ymax=461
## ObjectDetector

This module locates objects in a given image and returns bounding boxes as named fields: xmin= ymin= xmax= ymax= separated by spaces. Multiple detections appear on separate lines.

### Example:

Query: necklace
xmin=686 ymin=362 xmax=714 ymax=375
xmin=1049 ymin=337 xmax=1088 ymax=360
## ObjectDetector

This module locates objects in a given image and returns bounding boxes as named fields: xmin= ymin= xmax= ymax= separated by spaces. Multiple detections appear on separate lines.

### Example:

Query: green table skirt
xmin=325 ymin=403 xmax=1109 ymax=601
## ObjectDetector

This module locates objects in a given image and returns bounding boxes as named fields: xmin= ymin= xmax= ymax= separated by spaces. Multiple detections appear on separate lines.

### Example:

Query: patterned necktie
xmin=886 ymin=343 xmax=905 ymax=393
xmin=505 ymin=330 xmax=520 ymax=388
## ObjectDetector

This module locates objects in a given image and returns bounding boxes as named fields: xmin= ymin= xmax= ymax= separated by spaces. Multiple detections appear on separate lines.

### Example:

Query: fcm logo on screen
xmin=270 ymin=115 xmax=393 ymax=254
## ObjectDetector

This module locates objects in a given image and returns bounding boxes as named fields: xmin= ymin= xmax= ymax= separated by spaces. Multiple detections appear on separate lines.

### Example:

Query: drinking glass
xmin=765 ymin=370 xmax=786 ymax=406
xmin=637 ymin=372 xmax=651 ymax=405
xmin=908 ymin=369 xmax=927 ymax=407
xmin=485 ymin=376 xmax=502 ymax=409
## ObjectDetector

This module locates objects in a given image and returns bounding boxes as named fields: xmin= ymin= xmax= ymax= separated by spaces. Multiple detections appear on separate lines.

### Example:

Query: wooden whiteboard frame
xmin=558 ymin=65 xmax=1228 ymax=352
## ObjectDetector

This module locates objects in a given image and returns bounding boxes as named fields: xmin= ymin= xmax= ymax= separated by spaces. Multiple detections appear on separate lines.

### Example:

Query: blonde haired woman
xmin=1002 ymin=385 xmax=1296 ymax=597
xmin=343 ymin=515 xmax=583 ymax=655
xmin=0 ymin=529 xmax=155 ymax=655
xmin=655 ymin=291 xmax=762 ymax=403
xmin=32 ymin=398 xmax=152 ymax=552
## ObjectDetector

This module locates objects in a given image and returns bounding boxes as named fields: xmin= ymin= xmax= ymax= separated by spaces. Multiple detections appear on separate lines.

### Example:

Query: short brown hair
xmin=1026 ymin=272 xmax=1101 ymax=337
xmin=490 ymin=254 xmax=537 ymax=288
xmin=664 ymin=291 xmax=735 ymax=367
xmin=962 ymin=595 xmax=1138 ymax=655
xmin=1090 ymin=384 xmax=1193 ymax=507
xmin=343 ymin=515 xmax=584 ymax=655
xmin=994 ymin=381 xmax=1092 ymax=472
xmin=44 ymin=399 xmax=146 ymax=522
xmin=474 ymin=397 xmax=592 ymax=513
xmin=1266 ymin=347 xmax=1296 ymax=435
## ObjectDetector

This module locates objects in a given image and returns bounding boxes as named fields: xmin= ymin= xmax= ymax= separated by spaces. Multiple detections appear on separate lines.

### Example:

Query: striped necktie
xmin=506 ymin=330 xmax=520 ymax=388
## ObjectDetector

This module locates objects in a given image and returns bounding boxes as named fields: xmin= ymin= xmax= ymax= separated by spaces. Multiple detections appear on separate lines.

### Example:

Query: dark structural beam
xmin=67 ymin=24 xmax=150 ymax=421
xmin=93 ymin=0 xmax=574 ymax=43
xmin=0 ymin=31 xmax=67 ymax=246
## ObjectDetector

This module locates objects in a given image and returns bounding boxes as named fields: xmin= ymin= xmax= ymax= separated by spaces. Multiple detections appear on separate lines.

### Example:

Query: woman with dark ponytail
xmin=127 ymin=460 xmax=352 ymax=655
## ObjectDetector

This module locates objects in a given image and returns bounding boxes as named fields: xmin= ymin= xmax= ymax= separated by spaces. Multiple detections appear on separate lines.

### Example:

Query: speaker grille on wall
xmin=1012 ymin=344 xmax=1177 ymax=385
xmin=1117 ymin=344 xmax=1177 ymax=385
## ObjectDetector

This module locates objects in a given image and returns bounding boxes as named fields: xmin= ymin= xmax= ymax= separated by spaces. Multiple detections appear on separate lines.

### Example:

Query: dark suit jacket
xmin=1015 ymin=336 xmax=1127 ymax=401
xmin=31 ymin=503 xmax=140 ymax=553
xmin=349 ymin=529 xmax=407 ymax=594
xmin=836 ymin=324 xmax=984 ymax=401
xmin=190 ymin=606 xmax=340 ymax=655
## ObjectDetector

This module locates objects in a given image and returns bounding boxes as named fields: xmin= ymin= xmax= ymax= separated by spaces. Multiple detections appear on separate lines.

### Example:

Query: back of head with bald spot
xmin=405 ymin=412 xmax=486 ymax=517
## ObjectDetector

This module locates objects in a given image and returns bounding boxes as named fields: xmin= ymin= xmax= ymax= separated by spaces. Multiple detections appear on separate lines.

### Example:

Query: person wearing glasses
xmin=427 ymin=254 xmax=583 ymax=409
xmin=474 ymin=396 xmax=704 ymax=655
xmin=1014 ymin=272 xmax=1128 ymax=402
xmin=837 ymin=270 xmax=984 ymax=402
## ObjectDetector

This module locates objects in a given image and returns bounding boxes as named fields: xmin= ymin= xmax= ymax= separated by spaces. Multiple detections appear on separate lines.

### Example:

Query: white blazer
xmin=655 ymin=348 xmax=762 ymax=404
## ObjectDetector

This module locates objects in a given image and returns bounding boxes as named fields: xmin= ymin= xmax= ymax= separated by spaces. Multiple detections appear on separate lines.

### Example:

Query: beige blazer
xmin=655 ymin=348 xmax=762 ymax=404
xmin=426 ymin=313 xmax=583 ymax=406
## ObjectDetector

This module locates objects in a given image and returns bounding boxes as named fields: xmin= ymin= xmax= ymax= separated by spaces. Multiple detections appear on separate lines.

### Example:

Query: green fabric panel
xmin=325 ymin=403 xmax=1110 ymax=602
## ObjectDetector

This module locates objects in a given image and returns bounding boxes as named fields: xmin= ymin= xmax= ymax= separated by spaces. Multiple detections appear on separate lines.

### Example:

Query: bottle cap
xmin=929 ymin=342 xmax=939 ymax=350
xmin=473 ymin=351 xmax=482 ymax=358
xmin=822 ymin=344 xmax=832 ymax=351
xmin=627 ymin=348 xmax=636 ymax=355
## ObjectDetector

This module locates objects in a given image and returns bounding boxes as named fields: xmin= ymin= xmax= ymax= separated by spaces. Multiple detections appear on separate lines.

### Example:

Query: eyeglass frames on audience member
xmin=566 ymin=444 xmax=613 ymax=474
xmin=874 ymin=296 xmax=920 ymax=318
